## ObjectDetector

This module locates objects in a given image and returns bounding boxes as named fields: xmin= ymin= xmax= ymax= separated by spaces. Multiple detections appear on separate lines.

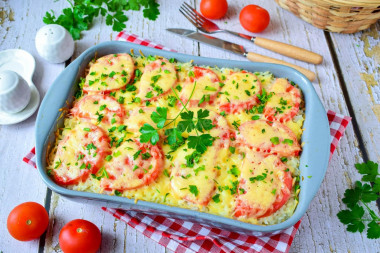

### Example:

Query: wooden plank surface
xmin=0 ymin=0 xmax=67 ymax=252
xmin=330 ymin=22 xmax=380 ymax=163
xmin=0 ymin=0 xmax=379 ymax=252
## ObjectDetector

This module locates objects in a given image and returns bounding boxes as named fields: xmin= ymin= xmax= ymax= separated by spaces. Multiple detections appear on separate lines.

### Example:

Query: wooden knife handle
xmin=246 ymin=52 xmax=316 ymax=81
xmin=254 ymin=37 xmax=323 ymax=65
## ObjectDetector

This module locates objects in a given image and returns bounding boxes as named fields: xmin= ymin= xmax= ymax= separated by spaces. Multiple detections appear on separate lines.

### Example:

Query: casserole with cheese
xmin=47 ymin=53 xmax=304 ymax=225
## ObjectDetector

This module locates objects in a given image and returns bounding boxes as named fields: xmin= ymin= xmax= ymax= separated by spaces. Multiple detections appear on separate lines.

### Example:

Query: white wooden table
xmin=1 ymin=0 xmax=379 ymax=252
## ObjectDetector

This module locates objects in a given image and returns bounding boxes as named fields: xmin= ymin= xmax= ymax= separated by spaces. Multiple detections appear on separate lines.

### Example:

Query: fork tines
xmin=179 ymin=2 xmax=205 ymax=28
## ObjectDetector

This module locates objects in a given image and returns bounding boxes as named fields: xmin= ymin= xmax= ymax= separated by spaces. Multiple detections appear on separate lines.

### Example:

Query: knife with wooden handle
xmin=224 ymin=30 xmax=323 ymax=65
xmin=167 ymin=28 xmax=316 ymax=81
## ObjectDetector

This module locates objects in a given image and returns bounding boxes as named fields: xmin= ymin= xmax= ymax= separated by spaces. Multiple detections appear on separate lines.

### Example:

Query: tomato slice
xmin=234 ymin=153 xmax=292 ymax=219
xmin=237 ymin=120 xmax=301 ymax=157
xmin=218 ymin=71 xmax=262 ymax=114
xmin=71 ymin=94 xmax=125 ymax=124
xmin=137 ymin=59 xmax=177 ymax=101
xmin=170 ymin=113 xmax=230 ymax=205
xmin=264 ymin=78 xmax=301 ymax=122
xmin=83 ymin=53 xmax=135 ymax=92
xmin=179 ymin=66 xmax=220 ymax=107
xmin=51 ymin=123 xmax=111 ymax=185
xmin=100 ymin=139 xmax=164 ymax=191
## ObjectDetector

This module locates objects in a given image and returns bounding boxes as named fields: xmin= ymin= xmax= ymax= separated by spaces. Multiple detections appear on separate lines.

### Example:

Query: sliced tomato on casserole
xmin=170 ymin=113 xmax=231 ymax=206
xmin=237 ymin=120 xmax=301 ymax=157
xmin=51 ymin=123 xmax=111 ymax=185
xmin=179 ymin=66 xmax=221 ymax=107
xmin=71 ymin=94 xmax=125 ymax=124
xmin=218 ymin=71 xmax=262 ymax=114
xmin=100 ymin=139 xmax=164 ymax=191
xmin=264 ymin=78 xmax=301 ymax=122
xmin=136 ymin=58 xmax=177 ymax=101
xmin=83 ymin=53 xmax=135 ymax=92
xmin=234 ymin=153 xmax=293 ymax=219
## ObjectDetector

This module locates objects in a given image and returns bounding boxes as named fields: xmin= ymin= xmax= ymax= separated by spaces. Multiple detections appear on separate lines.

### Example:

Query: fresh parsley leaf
xmin=196 ymin=109 xmax=213 ymax=132
xmin=337 ymin=161 xmax=380 ymax=240
xmin=367 ymin=220 xmax=380 ymax=239
xmin=337 ymin=204 xmax=365 ymax=232
xmin=356 ymin=161 xmax=378 ymax=182
xmin=187 ymin=134 xmax=214 ymax=153
xmin=151 ymin=107 xmax=167 ymax=129
xmin=43 ymin=0 xmax=160 ymax=40
xmin=177 ymin=111 xmax=195 ymax=133
xmin=139 ymin=123 xmax=159 ymax=145
xmin=165 ymin=128 xmax=183 ymax=145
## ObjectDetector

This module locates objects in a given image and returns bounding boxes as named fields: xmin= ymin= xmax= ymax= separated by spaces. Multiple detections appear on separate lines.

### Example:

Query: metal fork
xmin=179 ymin=2 xmax=322 ymax=65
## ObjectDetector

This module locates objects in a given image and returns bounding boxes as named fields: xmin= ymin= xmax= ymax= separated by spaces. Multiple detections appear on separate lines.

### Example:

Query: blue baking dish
xmin=35 ymin=41 xmax=330 ymax=235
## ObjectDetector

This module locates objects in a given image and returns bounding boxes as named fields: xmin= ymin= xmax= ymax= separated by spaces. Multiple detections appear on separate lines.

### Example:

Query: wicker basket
xmin=275 ymin=0 xmax=380 ymax=33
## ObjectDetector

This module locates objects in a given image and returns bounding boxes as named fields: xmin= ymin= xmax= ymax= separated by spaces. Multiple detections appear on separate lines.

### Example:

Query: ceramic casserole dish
xmin=35 ymin=41 xmax=330 ymax=235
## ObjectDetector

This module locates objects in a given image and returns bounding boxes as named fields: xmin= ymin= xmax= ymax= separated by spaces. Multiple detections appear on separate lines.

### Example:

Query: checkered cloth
xmin=23 ymin=32 xmax=352 ymax=253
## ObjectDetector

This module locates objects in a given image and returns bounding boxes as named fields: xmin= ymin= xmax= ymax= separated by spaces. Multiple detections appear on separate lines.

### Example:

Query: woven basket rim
xmin=308 ymin=0 xmax=380 ymax=7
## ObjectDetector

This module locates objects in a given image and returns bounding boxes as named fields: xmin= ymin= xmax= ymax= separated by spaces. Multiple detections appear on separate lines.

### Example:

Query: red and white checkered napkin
xmin=23 ymin=32 xmax=352 ymax=253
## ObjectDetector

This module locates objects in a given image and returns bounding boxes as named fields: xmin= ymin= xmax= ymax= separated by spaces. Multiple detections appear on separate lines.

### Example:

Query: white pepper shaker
xmin=35 ymin=24 xmax=75 ymax=63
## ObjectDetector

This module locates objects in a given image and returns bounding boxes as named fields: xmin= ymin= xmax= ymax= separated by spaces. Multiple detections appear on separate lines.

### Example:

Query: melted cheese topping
xmin=137 ymin=59 xmax=177 ymax=100
xmin=219 ymin=72 xmax=260 ymax=104
xmin=84 ymin=54 xmax=134 ymax=92
xmin=48 ymin=54 xmax=305 ymax=225
xmin=238 ymin=153 xmax=289 ymax=218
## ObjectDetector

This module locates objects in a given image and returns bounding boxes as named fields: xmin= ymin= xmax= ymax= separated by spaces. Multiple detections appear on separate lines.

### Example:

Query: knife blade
xmin=166 ymin=28 xmax=315 ymax=82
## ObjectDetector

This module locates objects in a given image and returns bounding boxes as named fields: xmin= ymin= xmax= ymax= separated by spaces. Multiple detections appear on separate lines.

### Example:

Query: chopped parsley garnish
xmin=142 ymin=152 xmax=152 ymax=160
xmin=189 ymin=185 xmax=199 ymax=196
xmin=283 ymin=139 xmax=294 ymax=145
xmin=212 ymin=194 xmax=220 ymax=203
xmin=227 ymin=165 xmax=240 ymax=177
xmin=205 ymin=86 xmax=217 ymax=91
xmin=249 ymin=173 xmax=267 ymax=183
xmin=232 ymin=120 xmax=240 ymax=130
xmin=145 ymin=91 xmax=154 ymax=98
xmin=118 ymin=96 xmax=125 ymax=104
xmin=133 ymin=150 xmax=142 ymax=160
xmin=270 ymin=137 xmax=280 ymax=145
xmin=194 ymin=165 xmax=205 ymax=176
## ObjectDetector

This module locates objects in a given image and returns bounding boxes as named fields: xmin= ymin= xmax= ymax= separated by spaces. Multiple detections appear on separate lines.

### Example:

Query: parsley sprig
xmin=43 ymin=0 xmax=160 ymax=40
xmin=139 ymin=82 xmax=215 ymax=154
xmin=337 ymin=161 xmax=380 ymax=239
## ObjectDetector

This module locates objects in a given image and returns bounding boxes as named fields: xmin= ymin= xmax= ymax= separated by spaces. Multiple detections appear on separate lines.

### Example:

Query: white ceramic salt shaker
xmin=35 ymin=24 xmax=75 ymax=63
xmin=0 ymin=70 xmax=31 ymax=114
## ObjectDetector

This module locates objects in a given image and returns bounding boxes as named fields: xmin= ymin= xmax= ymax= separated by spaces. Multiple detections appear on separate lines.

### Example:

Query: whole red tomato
xmin=59 ymin=219 xmax=101 ymax=253
xmin=200 ymin=0 xmax=228 ymax=20
xmin=239 ymin=5 xmax=270 ymax=33
xmin=7 ymin=202 xmax=49 ymax=241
